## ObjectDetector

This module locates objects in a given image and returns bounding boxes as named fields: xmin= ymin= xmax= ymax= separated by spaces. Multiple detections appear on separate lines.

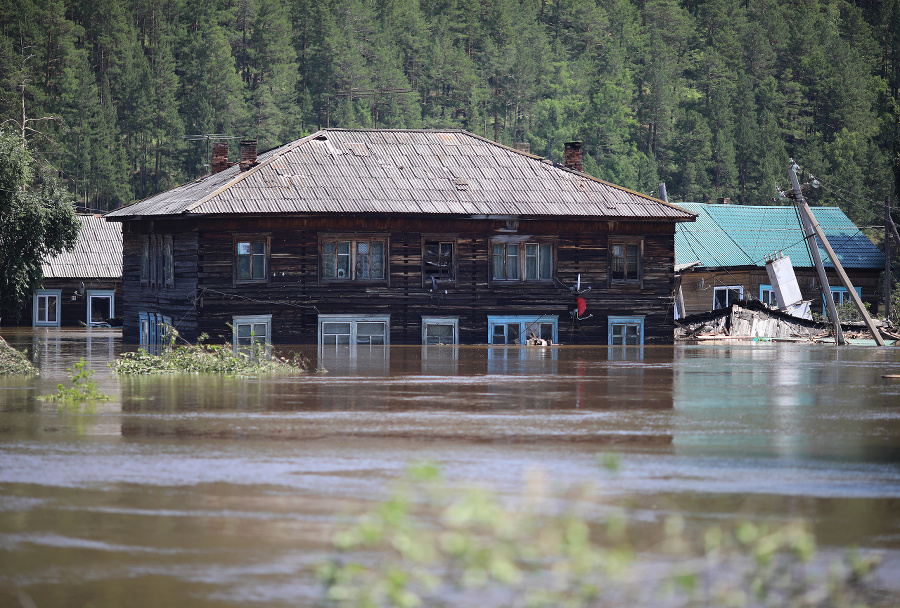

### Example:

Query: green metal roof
xmin=675 ymin=203 xmax=884 ymax=270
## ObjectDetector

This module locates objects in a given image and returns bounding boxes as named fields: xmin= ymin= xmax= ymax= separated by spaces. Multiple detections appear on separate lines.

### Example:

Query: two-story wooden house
xmin=104 ymin=130 xmax=695 ymax=348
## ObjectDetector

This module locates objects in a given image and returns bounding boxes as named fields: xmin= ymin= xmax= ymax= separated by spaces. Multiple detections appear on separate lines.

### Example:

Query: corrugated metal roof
xmin=106 ymin=129 xmax=695 ymax=221
xmin=42 ymin=215 xmax=122 ymax=278
xmin=675 ymin=203 xmax=884 ymax=270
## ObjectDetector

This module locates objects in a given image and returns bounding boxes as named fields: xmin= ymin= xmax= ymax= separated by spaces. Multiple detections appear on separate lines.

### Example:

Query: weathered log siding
xmin=119 ymin=216 xmax=678 ymax=345
xmin=680 ymin=268 xmax=882 ymax=317
xmin=120 ymin=221 xmax=199 ymax=343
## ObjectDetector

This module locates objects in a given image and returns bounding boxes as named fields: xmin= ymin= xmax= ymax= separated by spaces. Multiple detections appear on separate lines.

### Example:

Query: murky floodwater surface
xmin=2 ymin=328 xmax=900 ymax=607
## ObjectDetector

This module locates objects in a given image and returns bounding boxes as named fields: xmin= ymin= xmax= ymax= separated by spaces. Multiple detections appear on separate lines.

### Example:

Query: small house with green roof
xmin=674 ymin=203 xmax=884 ymax=317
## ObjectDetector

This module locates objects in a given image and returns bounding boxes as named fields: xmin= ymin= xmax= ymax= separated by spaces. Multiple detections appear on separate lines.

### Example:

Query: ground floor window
xmin=87 ymin=290 xmax=115 ymax=326
xmin=318 ymin=315 xmax=390 ymax=351
xmin=759 ymin=285 xmax=775 ymax=307
xmin=713 ymin=285 xmax=744 ymax=309
xmin=139 ymin=312 xmax=172 ymax=346
xmin=232 ymin=315 xmax=272 ymax=353
xmin=487 ymin=315 xmax=558 ymax=345
xmin=422 ymin=317 xmax=459 ymax=345
xmin=823 ymin=286 xmax=861 ymax=316
xmin=608 ymin=315 xmax=644 ymax=346
xmin=34 ymin=290 xmax=62 ymax=326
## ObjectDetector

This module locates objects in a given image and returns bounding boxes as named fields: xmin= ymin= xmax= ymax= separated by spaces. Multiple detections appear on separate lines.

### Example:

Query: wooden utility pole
xmin=789 ymin=161 xmax=885 ymax=346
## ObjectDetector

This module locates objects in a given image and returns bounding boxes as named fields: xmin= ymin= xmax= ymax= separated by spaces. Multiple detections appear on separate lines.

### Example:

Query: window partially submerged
xmin=608 ymin=315 xmax=644 ymax=345
xmin=232 ymin=314 xmax=272 ymax=357
xmin=487 ymin=315 xmax=558 ymax=345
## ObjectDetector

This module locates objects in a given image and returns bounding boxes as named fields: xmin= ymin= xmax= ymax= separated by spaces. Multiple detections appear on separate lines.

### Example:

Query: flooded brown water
xmin=2 ymin=328 xmax=900 ymax=607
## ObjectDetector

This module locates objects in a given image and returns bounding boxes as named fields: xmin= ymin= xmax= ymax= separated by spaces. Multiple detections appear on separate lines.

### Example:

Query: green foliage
xmin=0 ymin=131 xmax=80 ymax=322
xmin=0 ymin=336 xmax=37 ymax=375
xmin=0 ymin=0 xmax=896 ymax=213
xmin=39 ymin=358 xmax=109 ymax=402
xmin=111 ymin=329 xmax=307 ymax=376
xmin=318 ymin=464 xmax=881 ymax=608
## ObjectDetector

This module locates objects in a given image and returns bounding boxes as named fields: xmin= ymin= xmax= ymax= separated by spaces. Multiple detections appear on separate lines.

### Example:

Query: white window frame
xmin=33 ymin=289 xmax=62 ymax=327
xmin=713 ymin=285 xmax=744 ymax=309
xmin=86 ymin=289 xmax=115 ymax=326
xmin=487 ymin=315 xmax=558 ymax=345
xmin=318 ymin=314 xmax=390 ymax=354
xmin=608 ymin=315 xmax=644 ymax=346
xmin=232 ymin=314 xmax=272 ymax=347
xmin=422 ymin=316 xmax=459 ymax=345
xmin=759 ymin=284 xmax=775 ymax=307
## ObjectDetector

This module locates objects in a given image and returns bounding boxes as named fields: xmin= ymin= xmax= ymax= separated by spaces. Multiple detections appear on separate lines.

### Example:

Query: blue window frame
xmin=822 ymin=287 xmax=861 ymax=315
xmin=487 ymin=315 xmax=558 ymax=345
xmin=608 ymin=315 xmax=644 ymax=346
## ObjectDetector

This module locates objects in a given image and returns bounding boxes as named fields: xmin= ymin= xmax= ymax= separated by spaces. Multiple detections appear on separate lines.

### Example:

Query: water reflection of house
xmin=674 ymin=203 xmax=884 ymax=317
xmin=25 ymin=215 xmax=123 ymax=327
xmin=105 ymin=131 xmax=695 ymax=347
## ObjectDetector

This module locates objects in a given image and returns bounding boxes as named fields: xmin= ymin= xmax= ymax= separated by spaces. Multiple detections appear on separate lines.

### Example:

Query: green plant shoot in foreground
xmin=111 ymin=329 xmax=306 ymax=375
xmin=39 ymin=358 xmax=109 ymax=402
xmin=317 ymin=462 xmax=882 ymax=608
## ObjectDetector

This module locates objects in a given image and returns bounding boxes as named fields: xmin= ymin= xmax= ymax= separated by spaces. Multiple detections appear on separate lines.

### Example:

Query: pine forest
xmin=1 ymin=0 xmax=898 ymax=228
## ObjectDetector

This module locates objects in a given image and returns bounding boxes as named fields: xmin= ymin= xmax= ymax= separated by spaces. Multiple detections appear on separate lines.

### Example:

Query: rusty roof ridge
xmin=183 ymin=131 xmax=324 ymax=214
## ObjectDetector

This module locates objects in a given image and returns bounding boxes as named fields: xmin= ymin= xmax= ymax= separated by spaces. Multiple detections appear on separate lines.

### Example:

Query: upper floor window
xmin=423 ymin=238 xmax=456 ymax=285
xmin=235 ymin=238 xmax=268 ymax=281
xmin=610 ymin=242 xmax=640 ymax=281
xmin=142 ymin=235 xmax=174 ymax=288
xmin=321 ymin=236 xmax=387 ymax=281
xmin=491 ymin=239 xmax=553 ymax=282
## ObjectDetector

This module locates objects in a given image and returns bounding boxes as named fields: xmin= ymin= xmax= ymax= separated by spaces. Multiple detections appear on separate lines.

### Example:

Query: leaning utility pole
xmin=886 ymin=196 xmax=893 ymax=322
xmin=789 ymin=161 xmax=884 ymax=346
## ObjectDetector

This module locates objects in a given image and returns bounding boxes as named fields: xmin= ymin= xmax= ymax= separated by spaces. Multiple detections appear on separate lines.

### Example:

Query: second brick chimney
xmin=239 ymin=140 xmax=258 ymax=171
xmin=563 ymin=141 xmax=583 ymax=172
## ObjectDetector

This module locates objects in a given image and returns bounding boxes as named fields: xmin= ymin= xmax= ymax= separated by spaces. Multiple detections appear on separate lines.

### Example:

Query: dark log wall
xmin=120 ymin=221 xmax=198 ymax=344
xmin=680 ymin=268 xmax=883 ymax=316
xmin=120 ymin=215 xmax=679 ymax=345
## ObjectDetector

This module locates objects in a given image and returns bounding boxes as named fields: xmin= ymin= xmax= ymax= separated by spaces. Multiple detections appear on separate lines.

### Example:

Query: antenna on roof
xmin=183 ymin=134 xmax=241 ymax=177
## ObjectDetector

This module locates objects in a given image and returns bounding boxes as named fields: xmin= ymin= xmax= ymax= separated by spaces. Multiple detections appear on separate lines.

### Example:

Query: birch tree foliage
xmin=0 ymin=131 xmax=79 ymax=322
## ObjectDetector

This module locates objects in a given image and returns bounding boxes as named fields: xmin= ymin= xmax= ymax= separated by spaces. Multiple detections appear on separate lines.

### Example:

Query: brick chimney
xmin=563 ymin=141 xmax=583 ymax=172
xmin=211 ymin=142 xmax=232 ymax=174
xmin=239 ymin=140 xmax=258 ymax=171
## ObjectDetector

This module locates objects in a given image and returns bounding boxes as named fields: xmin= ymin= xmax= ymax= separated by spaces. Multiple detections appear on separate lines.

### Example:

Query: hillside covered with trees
xmin=0 ymin=0 xmax=897 ymax=227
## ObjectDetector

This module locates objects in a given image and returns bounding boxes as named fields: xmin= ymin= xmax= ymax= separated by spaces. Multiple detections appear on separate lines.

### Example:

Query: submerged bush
xmin=0 ymin=336 xmax=37 ymax=375
xmin=111 ymin=330 xmax=306 ymax=375
xmin=39 ymin=358 xmax=109 ymax=402
xmin=317 ymin=463 xmax=882 ymax=608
